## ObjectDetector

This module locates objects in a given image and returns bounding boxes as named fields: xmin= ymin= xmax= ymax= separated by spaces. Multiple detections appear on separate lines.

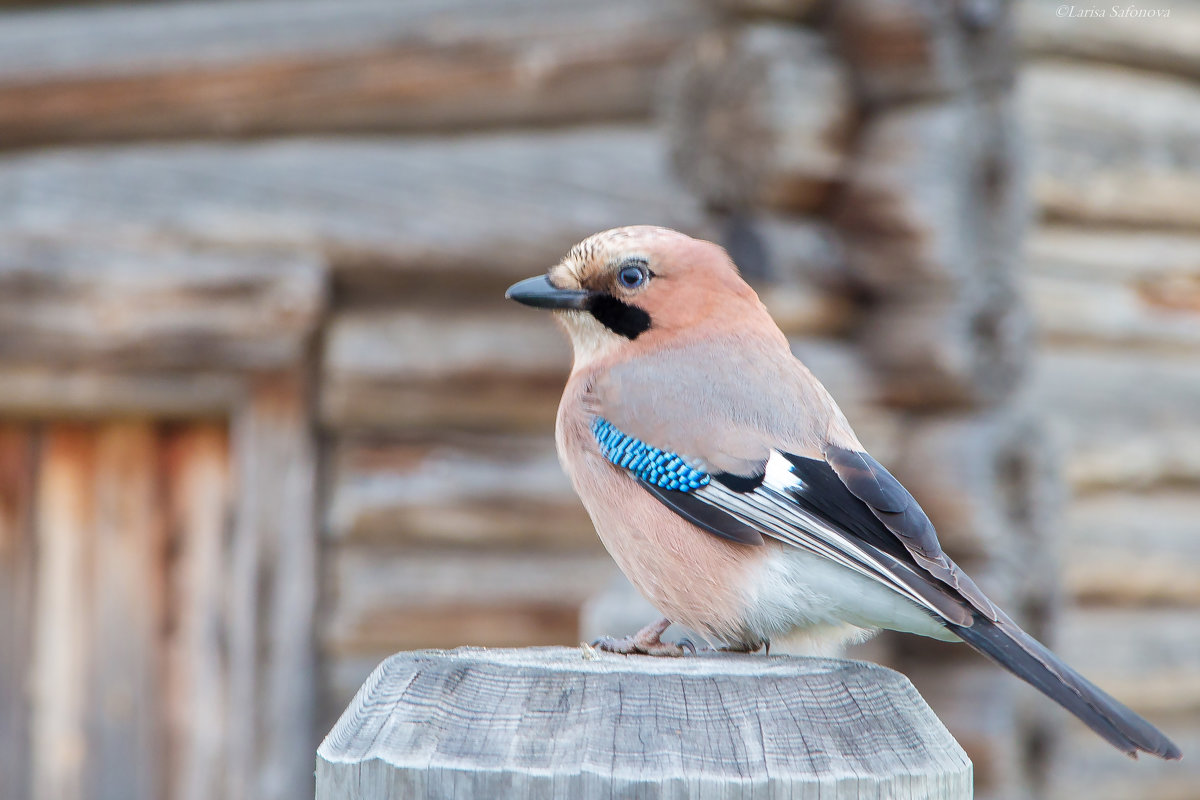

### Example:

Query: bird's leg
xmin=591 ymin=617 xmax=693 ymax=657
xmin=720 ymin=638 xmax=769 ymax=654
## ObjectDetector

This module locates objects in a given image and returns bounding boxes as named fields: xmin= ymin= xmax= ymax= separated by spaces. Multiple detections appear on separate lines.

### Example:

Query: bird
xmin=505 ymin=224 xmax=1182 ymax=761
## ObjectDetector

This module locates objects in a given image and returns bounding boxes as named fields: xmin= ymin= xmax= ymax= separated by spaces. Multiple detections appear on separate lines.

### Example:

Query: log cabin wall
xmin=0 ymin=1 xmax=1195 ymax=799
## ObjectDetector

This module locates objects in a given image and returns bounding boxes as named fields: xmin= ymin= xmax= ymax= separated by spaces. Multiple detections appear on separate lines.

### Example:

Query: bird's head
xmin=506 ymin=226 xmax=766 ymax=367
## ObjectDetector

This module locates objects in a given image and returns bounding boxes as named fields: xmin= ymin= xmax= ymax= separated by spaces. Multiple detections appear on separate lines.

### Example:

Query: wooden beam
xmin=229 ymin=373 xmax=319 ymax=800
xmin=325 ymin=435 xmax=596 ymax=550
xmin=830 ymin=0 xmax=1015 ymax=105
xmin=0 ymin=425 xmax=35 ymax=800
xmin=0 ymin=367 xmax=244 ymax=419
xmin=834 ymin=93 xmax=1026 ymax=292
xmin=164 ymin=424 xmax=232 ymax=800
xmin=859 ymin=283 xmax=1032 ymax=410
xmin=30 ymin=426 xmax=94 ymax=800
xmin=0 ymin=0 xmax=706 ymax=147
xmin=0 ymin=238 xmax=327 ymax=371
xmin=0 ymin=128 xmax=708 ymax=293
xmin=663 ymin=25 xmax=854 ymax=213
xmin=1024 ymin=62 xmax=1200 ymax=230
xmin=1019 ymin=0 xmax=1200 ymax=82
xmin=321 ymin=309 xmax=569 ymax=432
xmin=86 ymin=422 xmax=165 ymax=800
xmin=316 ymin=648 xmax=972 ymax=799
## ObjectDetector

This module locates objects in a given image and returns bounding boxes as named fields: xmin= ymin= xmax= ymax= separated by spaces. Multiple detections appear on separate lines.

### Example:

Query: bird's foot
xmin=719 ymin=639 xmax=770 ymax=654
xmin=591 ymin=618 xmax=693 ymax=657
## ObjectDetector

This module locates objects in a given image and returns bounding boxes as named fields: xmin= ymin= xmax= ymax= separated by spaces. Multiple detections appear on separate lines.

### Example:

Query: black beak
xmin=504 ymin=274 xmax=590 ymax=310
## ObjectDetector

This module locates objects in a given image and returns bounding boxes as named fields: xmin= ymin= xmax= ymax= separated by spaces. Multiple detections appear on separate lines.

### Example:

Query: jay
xmin=506 ymin=225 xmax=1180 ymax=760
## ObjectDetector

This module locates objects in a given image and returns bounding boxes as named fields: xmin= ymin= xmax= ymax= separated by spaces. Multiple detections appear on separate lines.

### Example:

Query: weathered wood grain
xmin=831 ymin=0 xmax=1015 ymax=104
xmin=702 ymin=0 xmax=822 ymax=19
xmin=663 ymin=25 xmax=854 ymax=212
xmin=30 ymin=426 xmax=93 ymax=800
xmin=834 ymin=93 xmax=1026 ymax=291
xmin=0 ymin=128 xmax=706 ymax=294
xmin=859 ymin=284 xmax=1032 ymax=410
xmin=86 ymin=423 xmax=165 ymax=800
xmin=316 ymin=648 xmax=972 ymax=799
xmin=0 ymin=426 xmax=35 ymax=800
xmin=1056 ymin=607 xmax=1200 ymax=719
xmin=0 ymin=238 xmax=326 ymax=370
xmin=0 ymin=367 xmax=243 ymax=418
xmin=1029 ymin=349 xmax=1200 ymax=491
xmin=1027 ymin=227 xmax=1200 ymax=352
xmin=1023 ymin=61 xmax=1200 ymax=229
xmin=1048 ymin=718 xmax=1200 ymax=800
xmin=1020 ymin=0 xmax=1200 ymax=81
xmin=320 ymin=309 xmax=569 ymax=432
xmin=322 ymin=550 xmax=615 ymax=657
xmin=1062 ymin=491 xmax=1200 ymax=608
xmin=0 ymin=0 xmax=705 ymax=147
xmin=230 ymin=373 xmax=319 ymax=800
xmin=325 ymin=435 xmax=596 ymax=549
xmin=164 ymin=425 xmax=232 ymax=800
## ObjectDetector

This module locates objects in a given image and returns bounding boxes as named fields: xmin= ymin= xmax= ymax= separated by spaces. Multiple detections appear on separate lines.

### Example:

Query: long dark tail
xmin=945 ymin=611 xmax=1182 ymax=760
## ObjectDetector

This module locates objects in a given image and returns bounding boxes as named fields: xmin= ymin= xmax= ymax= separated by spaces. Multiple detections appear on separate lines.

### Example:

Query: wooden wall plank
xmin=30 ymin=426 xmax=94 ymax=800
xmin=86 ymin=423 xmax=165 ymax=800
xmin=0 ymin=425 xmax=36 ymax=800
xmin=0 ymin=129 xmax=707 ymax=294
xmin=0 ymin=0 xmax=705 ymax=147
xmin=230 ymin=374 xmax=317 ymax=800
xmin=164 ymin=424 xmax=232 ymax=800
xmin=0 ymin=240 xmax=327 ymax=371
xmin=1024 ymin=62 xmax=1200 ymax=230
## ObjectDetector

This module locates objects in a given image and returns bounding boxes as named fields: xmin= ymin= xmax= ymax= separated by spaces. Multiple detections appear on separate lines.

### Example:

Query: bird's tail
xmin=945 ymin=612 xmax=1182 ymax=760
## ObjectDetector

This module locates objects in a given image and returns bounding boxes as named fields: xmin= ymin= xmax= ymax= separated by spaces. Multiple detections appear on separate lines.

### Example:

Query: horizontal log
xmin=325 ymin=435 xmax=596 ymax=549
xmin=0 ymin=367 xmax=244 ymax=418
xmin=1062 ymin=490 xmax=1200 ymax=607
xmin=321 ymin=548 xmax=616 ymax=656
xmin=1047 ymin=719 xmax=1200 ymax=800
xmin=1019 ymin=0 xmax=1200 ymax=81
xmin=0 ymin=0 xmax=705 ymax=147
xmin=858 ymin=282 xmax=1033 ymax=410
xmin=1024 ymin=61 xmax=1200 ymax=229
xmin=0 ymin=128 xmax=708 ymax=295
xmin=1027 ymin=227 xmax=1200 ymax=351
xmin=701 ymin=0 xmax=822 ymax=20
xmin=833 ymin=92 xmax=1026 ymax=292
xmin=317 ymin=648 xmax=971 ymax=799
xmin=663 ymin=25 xmax=854 ymax=213
xmin=0 ymin=238 xmax=325 ymax=370
xmin=1056 ymin=607 xmax=1200 ymax=718
xmin=320 ymin=309 xmax=568 ymax=432
xmin=1029 ymin=349 xmax=1200 ymax=491
xmin=831 ymin=0 xmax=1015 ymax=105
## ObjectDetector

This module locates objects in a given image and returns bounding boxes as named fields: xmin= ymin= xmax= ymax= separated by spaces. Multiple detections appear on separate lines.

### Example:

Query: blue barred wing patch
xmin=591 ymin=417 xmax=710 ymax=491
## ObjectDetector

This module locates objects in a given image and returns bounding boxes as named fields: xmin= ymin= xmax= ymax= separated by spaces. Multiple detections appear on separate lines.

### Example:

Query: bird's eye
xmin=618 ymin=265 xmax=647 ymax=289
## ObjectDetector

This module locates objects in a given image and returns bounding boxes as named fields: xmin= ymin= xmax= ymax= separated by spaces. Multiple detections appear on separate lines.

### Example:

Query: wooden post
xmin=316 ymin=647 xmax=972 ymax=799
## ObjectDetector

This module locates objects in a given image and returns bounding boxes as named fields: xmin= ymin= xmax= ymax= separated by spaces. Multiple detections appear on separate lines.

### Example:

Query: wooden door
xmin=0 ymin=421 xmax=231 ymax=800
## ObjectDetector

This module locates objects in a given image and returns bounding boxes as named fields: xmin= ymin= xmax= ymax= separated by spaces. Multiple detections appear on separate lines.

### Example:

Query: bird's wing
xmin=589 ymin=337 xmax=994 ymax=624
xmin=588 ymin=341 xmax=1182 ymax=760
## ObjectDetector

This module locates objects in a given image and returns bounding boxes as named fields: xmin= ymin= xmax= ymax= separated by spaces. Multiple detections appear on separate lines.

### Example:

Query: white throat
xmin=557 ymin=310 xmax=626 ymax=371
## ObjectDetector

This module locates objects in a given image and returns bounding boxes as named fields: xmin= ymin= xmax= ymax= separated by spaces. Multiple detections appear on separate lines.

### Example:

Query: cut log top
xmin=317 ymin=646 xmax=972 ymax=799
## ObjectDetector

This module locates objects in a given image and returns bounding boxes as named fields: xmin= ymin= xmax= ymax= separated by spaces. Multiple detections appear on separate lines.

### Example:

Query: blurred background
xmin=0 ymin=1 xmax=1196 ymax=799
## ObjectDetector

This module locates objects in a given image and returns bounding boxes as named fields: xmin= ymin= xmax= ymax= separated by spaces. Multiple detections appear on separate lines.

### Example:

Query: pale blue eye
xmin=618 ymin=265 xmax=646 ymax=288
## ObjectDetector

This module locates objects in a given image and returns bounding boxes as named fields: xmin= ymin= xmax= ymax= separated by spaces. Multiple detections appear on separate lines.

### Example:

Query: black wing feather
xmin=638 ymin=479 xmax=764 ymax=546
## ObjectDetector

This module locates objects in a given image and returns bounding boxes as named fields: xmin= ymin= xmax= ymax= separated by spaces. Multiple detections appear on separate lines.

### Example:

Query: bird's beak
xmin=504 ymin=274 xmax=591 ymax=311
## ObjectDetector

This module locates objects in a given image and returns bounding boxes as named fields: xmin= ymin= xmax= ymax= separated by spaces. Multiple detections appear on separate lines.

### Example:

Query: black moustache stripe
xmin=585 ymin=293 xmax=651 ymax=339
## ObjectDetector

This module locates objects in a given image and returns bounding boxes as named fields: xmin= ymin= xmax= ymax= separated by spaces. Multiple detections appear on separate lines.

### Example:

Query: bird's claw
xmin=590 ymin=633 xmax=693 ymax=658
